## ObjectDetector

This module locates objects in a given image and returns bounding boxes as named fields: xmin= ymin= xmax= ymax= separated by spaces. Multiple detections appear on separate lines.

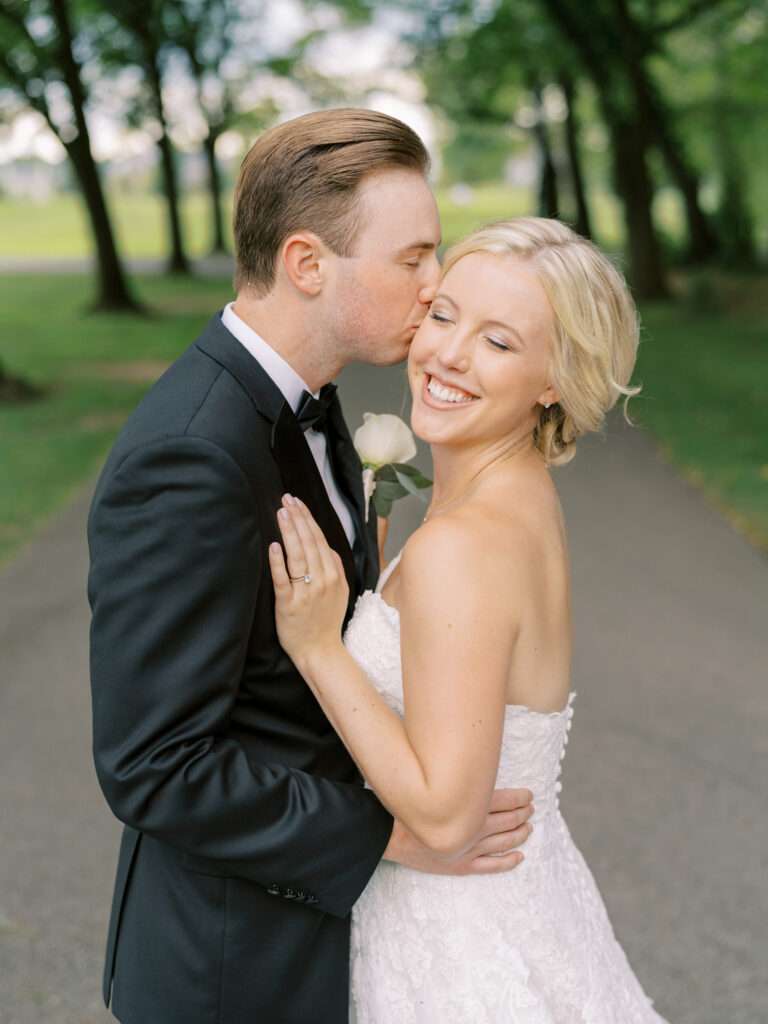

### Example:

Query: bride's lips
xmin=420 ymin=372 xmax=480 ymax=411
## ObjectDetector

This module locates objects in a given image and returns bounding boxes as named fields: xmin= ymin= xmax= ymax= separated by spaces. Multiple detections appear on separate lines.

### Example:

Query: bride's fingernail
xmin=278 ymin=508 xmax=288 ymax=519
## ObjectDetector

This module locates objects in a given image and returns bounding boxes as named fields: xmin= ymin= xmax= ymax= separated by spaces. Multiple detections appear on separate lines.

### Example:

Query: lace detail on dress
xmin=344 ymin=552 xmax=668 ymax=1024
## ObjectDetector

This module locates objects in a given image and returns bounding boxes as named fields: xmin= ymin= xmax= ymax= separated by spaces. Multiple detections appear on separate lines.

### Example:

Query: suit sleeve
xmin=88 ymin=436 xmax=393 ymax=918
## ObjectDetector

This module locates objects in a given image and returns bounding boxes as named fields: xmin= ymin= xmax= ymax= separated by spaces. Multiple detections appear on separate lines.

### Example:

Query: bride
xmin=268 ymin=217 xmax=668 ymax=1022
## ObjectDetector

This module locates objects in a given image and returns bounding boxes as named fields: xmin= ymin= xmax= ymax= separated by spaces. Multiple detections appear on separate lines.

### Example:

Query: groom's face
xmin=330 ymin=168 xmax=441 ymax=366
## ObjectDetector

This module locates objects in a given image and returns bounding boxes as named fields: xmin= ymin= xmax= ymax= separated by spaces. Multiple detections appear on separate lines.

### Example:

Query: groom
xmin=88 ymin=108 xmax=533 ymax=1024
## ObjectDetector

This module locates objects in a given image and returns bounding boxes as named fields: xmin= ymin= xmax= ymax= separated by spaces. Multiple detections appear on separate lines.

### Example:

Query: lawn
xmin=0 ymin=182 xmax=678 ymax=260
xmin=0 ymin=184 xmax=765 ymax=564
xmin=635 ymin=293 xmax=767 ymax=550
xmin=0 ymin=191 xmax=229 ymax=260
xmin=0 ymin=272 xmax=232 ymax=564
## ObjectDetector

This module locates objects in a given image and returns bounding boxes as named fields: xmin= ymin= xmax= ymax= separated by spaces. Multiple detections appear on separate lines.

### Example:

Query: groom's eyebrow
xmin=396 ymin=239 xmax=441 ymax=255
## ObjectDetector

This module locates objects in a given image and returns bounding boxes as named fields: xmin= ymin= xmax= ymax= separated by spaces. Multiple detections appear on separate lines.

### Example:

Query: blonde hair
xmin=442 ymin=217 xmax=642 ymax=466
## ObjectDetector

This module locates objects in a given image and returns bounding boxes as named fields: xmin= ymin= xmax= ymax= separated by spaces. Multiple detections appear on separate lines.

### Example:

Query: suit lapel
xmin=196 ymin=312 xmax=377 ymax=597
xmin=195 ymin=312 xmax=285 ymax=422
xmin=326 ymin=397 xmax=380 ymax=592
xmin=271 ymin=404 xmax=359 ymax=607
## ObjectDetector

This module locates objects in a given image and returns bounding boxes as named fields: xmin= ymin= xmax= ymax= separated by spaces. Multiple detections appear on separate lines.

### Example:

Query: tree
xmin=605 ymin=0 xmax=720 ymax=264
xmin=164 ymin=0 xmax=240 ymax=256
xmin=539 ymin=0 xmax=670 ymax=297
xmin=101 ymin=0 xmax=191 ymax=274
xmin=417 ymin=1 xmax=594 ymax=235
xmin=559 ymin=71 xmax=593 ymax=238
xmin=0 ymin=0 xmax=140 ymax=311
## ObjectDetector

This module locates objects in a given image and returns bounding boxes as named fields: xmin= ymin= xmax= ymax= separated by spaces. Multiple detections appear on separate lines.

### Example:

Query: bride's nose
xmin=436 ymin=330 xmax=472 ymax=375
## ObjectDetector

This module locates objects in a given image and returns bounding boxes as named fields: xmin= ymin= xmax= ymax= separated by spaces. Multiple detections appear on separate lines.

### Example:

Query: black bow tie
xmin=295 ymin=383 xmax=337 ymax=433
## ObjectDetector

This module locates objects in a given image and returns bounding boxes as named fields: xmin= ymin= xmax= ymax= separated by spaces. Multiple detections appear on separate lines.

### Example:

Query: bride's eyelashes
xmin=429 ymin=310 xmax=452 ymax=324
xmin=485 ymin=336 xmax=512 ymax=352
xmin=429 ymin=310 xmax=512 ymax=353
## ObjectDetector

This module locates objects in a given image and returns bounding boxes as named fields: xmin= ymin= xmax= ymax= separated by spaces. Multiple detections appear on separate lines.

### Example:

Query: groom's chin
xmin=366 ymin=348 xmax=410 ymax=368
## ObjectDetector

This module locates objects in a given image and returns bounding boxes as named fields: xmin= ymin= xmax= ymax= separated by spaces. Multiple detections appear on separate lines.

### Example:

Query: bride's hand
xmin=269 ymin=494 xmax=349 ymax=665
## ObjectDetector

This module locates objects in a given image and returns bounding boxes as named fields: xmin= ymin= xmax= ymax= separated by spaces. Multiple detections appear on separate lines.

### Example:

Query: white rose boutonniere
xmin=353 ymin=412 xmax=432 ymax=522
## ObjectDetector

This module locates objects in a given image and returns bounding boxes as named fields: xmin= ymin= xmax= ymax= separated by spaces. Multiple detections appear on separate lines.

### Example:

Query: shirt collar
xmin=221 ymin=301 xmax=315 ymax=414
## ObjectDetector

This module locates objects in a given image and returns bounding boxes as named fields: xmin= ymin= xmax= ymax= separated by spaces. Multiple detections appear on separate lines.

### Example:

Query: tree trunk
xmin=155 ymin=128 xmax=191 ymax=274
xmin=713 ymin=33 xmax=757 ymax=267
xmin=559 ymin=72 xmax=593 ymax=239
xmin=610 ymin=119 xmax=669 ymax=299
xmin=203 ymin=129 xmax=227 ymax=255
xmin=528 ymin=78 xmax=560 ymax=218
xmin=66 ymin=138 xmax=143 ymax=311
xmin=143 ymin=34 xmax=191 ymax=274
xmin=610 ymin=0 xmax=718 ymax=264
xmin=539 ymin=0 xmax=668 ymax=297
xmin=49 ymin=0 xmax=140 ymax=311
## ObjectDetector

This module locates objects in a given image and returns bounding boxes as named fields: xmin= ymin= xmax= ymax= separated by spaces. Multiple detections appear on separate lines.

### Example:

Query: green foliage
xmin=372 ymin=463 xmax=432 ymax=518
xmin=0 ymin=271 xmax=232 ymax=564
xmin=637 ymin=294 xmax=768 ymax=550
xmin=440 ymin=122 xmax=518 ymax=185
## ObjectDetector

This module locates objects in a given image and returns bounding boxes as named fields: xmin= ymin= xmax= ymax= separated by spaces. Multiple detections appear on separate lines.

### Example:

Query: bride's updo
xmin=441 ymin=217 xmax=642 ymax=467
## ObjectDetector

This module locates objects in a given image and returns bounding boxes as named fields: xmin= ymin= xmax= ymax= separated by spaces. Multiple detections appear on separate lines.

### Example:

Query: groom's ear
xmin=280 ymin=232 xmax=327 ymax=296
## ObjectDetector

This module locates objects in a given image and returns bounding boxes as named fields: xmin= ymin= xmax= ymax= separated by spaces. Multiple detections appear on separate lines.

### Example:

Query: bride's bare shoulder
xmin=399 ymin=500 xmax=555 ymax=605
xmin=399 ymin=511 xmax=520 ymax=596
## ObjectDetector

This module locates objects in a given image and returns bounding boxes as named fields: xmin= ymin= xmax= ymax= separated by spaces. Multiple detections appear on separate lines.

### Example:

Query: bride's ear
xmin=537 ymin=386 xmax=560 ymax=409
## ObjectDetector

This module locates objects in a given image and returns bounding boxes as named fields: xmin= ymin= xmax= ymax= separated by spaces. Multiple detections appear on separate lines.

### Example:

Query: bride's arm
xmin=269 ymin=496 xmax=517 ymax=856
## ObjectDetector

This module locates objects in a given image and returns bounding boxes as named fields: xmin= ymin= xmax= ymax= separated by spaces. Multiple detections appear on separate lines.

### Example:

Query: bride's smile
xmin=422 ymin=371 xmax=480 ymax=407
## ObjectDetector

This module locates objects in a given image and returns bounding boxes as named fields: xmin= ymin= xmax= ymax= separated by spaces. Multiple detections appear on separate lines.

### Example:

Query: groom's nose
xmin=418 ymin=281 xmax=437 ymax=306
xmin=417 ymin=253 xmax=440 ymax=306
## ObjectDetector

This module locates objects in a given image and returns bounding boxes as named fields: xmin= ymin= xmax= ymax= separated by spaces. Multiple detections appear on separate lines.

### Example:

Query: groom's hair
xmin=233 ymin=108 xmax=430 ymax=294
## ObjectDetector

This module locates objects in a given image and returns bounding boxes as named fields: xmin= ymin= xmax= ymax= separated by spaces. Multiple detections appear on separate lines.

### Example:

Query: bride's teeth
xmin=427 ymin=377 xmax=476 ymax=404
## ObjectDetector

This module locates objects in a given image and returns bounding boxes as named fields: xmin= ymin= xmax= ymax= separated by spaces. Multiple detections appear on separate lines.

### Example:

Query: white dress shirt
xmin=220 ymin=302 xmax=356 ymax=547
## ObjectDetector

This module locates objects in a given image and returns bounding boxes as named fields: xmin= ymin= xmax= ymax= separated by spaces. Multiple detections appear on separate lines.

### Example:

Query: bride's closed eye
xmin=429 ymin=310 xmax=452 ymax=324
xmin=485 ymin=336 xmax=512 ymax=352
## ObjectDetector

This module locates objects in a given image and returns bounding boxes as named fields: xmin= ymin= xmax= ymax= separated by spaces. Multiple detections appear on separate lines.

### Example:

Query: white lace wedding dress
xmin=345 ymin=552 xmax=668 ymax=1024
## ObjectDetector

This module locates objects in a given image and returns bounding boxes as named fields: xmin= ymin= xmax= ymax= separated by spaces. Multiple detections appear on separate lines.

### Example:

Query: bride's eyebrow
xmin=484 ymin=319 xmax=526 ymax=347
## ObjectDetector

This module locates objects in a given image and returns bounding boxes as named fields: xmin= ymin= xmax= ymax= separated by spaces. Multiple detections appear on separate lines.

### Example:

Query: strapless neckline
xmin=365 ymin=551 xmax=575 ymax=721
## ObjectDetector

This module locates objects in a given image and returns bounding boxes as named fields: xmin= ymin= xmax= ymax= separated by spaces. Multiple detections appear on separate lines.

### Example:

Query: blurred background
xmin=0 ymin=0 xmax=766 ymax=563
xmin=1 ymin=2 xmax=766 ymax=1023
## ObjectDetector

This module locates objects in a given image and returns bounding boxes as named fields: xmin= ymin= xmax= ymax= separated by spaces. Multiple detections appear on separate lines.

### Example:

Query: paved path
xmin=1 ymin=359 xmax=766 ymax=1023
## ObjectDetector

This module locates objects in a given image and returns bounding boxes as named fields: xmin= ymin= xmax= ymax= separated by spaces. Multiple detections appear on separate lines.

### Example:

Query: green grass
xmin=0 ymin=182 xmax=765 ymax=564
xmin=634 ymin=294 xmax=767 ymax=551
xmin=0 ymin=272 xmax=232 ymax=564
xmin=0 ymin=191 xmax=232 ymax=260
xmin=0 ymin=182 xmax=682 ymax=261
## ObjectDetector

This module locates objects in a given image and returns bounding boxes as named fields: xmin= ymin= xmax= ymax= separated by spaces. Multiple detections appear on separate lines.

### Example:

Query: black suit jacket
xmin=87 ymin=313 xmax=394 ymax=1024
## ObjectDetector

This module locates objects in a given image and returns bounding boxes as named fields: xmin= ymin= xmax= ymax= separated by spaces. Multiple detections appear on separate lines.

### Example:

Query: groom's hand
xmin=383 ymin=788 xmax=534 ymax=875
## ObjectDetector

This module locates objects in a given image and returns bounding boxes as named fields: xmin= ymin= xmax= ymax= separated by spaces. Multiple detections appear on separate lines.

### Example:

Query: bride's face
xmin=408 ymin=251 xmax=558 ymax=450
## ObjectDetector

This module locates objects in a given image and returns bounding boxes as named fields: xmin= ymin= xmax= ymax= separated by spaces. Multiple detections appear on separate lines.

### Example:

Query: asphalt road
xmin=1 ymin=357 xmax=766 ymax=1023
